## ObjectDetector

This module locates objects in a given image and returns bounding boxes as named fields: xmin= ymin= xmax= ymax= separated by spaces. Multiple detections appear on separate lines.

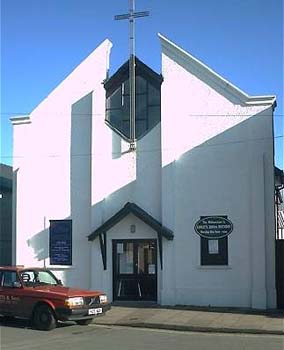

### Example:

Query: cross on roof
xmin=114 ymin=0 xmax=150 ymax=148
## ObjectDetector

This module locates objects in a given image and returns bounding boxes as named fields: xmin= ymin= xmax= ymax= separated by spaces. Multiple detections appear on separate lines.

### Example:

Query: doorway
xmin=113 ymin=239 xmax=157 ymax=301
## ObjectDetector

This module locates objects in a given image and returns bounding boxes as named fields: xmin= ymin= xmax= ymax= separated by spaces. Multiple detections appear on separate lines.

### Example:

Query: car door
xmin=0 ymin=271 xmax=7 ymax=315
xmin=1 ymin=270 xmax=23 ymax=317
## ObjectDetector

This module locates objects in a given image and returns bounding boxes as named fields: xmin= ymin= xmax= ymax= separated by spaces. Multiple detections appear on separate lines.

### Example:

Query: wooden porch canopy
xmin=88 ymin=202 xmax=174 ymax=270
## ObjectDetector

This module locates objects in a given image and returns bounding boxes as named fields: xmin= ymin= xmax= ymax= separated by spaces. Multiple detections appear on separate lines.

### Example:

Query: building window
xmin=104 ymin=58 xmax=162 ymax=140
xmin=201 ymin=237 xmax=228 ymax=265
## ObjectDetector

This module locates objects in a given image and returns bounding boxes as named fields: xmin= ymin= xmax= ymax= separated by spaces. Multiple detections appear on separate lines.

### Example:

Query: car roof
xmin=0 ymin=266 xmax=46 ymax=271
xmin=0 ymin=266 xmax=24 ymax=271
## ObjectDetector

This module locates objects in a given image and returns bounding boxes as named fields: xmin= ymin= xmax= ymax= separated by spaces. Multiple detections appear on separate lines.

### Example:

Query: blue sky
xmin=1 ymin=0 xmax=283 ymax=168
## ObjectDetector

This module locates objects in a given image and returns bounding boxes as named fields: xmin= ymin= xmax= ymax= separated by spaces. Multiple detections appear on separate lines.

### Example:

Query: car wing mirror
xmin=13 ymin=281 xmax=22 ymax=288
xmin=58 ymin=279 xmax=63 ymax=286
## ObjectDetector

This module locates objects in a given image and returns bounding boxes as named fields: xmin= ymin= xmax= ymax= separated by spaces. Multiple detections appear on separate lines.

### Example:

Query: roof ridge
xmin=158 ymin=33 xmax=276 ymax=108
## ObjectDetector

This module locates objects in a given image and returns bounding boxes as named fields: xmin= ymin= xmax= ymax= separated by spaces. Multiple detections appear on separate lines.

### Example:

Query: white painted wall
xmin=11 ymin=34 xmax=276 ymax=309
xmin=68 ymin=92 xmax=92 ymax=288
xmin=12 ymin=39 xmax=112 ymax=288
xmin=160 ymin=35 xmax=276 ymax=308
xmin=91 ymin=117 xmax=161 ymax=229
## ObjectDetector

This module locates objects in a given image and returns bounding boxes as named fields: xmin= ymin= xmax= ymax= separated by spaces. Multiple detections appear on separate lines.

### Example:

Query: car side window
xmin=2 ymin=271 xmax=19 ymax=287
xmin=21 ymin=271 xmax=34 ymax=284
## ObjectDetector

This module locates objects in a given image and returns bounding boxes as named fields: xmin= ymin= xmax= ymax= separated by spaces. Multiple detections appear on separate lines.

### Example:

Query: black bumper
xmin=55 ymin=303 xmax=111 ymax=321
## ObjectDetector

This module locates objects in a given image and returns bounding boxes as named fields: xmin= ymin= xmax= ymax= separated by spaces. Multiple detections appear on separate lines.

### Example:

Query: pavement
xmin=93 ymin=304 xmax=284 ymax=336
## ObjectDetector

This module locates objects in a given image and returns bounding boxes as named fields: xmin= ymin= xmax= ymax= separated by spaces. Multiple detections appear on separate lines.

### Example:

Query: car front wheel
xmin=33 ymin=304 xmax=57 ymax=331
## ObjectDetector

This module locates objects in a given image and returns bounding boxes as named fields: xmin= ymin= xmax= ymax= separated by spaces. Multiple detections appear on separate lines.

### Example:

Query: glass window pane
xmin=107 ymin=87 xmax=122 ymax=109
xmin=122 ymin=120 xmax=130 ymax=138
xmin=107 ymin=109 xmax=122 ymax=130
xmin=136 ymin=120 xmax=147 ymax=137
xmin=136 ymin=95 xmax=147 ymax=120
xmin=208 ymin=240 xmax=219 ymax=254
xmin=122 ymin=95 xmax=130 ymax=121
xmin=118 ymin=243 xmax=134 ymax=274
xmin=137 ymin=242 xmax=156 ymax=275
xmin=136 ymin=76 xmax=146 ymax=93
xmin=148 ymin=105 xmax=160 ymax=128
xmin=201 ymin=237 xmax=228 ymax=265
xmin=123 ymin=80 xmax=130 ymax=95
xmin=148 ymin=84 xmax=160 ymax=105
xmin=105 ymin=75 xmax=161 ymax=140
xmin=137 ymin=244 xmax=146 ymax=274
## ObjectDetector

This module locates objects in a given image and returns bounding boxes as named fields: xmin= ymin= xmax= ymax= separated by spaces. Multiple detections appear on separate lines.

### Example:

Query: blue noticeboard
xmin=49 ymin=220 xmax=72 ymax=265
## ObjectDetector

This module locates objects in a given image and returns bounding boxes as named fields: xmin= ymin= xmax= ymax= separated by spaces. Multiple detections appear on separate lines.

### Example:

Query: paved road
xmin=0 ymin=319 xmax=283 ymax=350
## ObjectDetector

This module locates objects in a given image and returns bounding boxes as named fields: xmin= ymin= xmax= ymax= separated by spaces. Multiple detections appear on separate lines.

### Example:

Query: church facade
xmin=11 ymin=34 xmax=277 ymax=309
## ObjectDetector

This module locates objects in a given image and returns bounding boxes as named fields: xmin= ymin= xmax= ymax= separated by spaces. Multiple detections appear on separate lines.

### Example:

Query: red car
xmin=0 ymin=266 xmax=111 ymax=330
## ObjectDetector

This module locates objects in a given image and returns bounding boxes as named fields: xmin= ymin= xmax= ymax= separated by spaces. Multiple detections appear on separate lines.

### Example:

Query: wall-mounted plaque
xmin=194 ymin=216 xmax=233 ymax=239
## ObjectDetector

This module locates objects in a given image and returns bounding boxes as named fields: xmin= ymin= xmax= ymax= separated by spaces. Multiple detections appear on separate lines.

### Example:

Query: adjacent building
xmin=275 ymin=167 xmax=284 ymax=308
xmin=11 ymin=34 xmax=278 ymax=309
xmin=0 ymin=164 xmax=13 ymax=265
xmin=275 ymin=167 xmax=284 ymax=240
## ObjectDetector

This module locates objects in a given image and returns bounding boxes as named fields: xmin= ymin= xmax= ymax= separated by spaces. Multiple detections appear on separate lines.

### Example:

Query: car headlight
xmin=99 ymin=295 xmax=108 ymax=304
xmin=65 ymin=297 xmax=84 ymax=307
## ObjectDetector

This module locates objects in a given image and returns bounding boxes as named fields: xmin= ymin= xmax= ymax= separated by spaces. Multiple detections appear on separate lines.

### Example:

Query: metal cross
xmin=115 ymin=0 xmax=150 ymax=148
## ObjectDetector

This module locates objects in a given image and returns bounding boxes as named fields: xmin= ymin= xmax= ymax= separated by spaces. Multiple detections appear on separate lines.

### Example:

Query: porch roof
xmin=88 ymin=202 xmax=174 ymax=241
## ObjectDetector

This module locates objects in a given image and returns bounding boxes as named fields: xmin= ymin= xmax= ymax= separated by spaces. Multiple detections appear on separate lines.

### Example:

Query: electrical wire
xmin=0 ymin=134 xmax=283 ymax=160
xmin=1 ymin=112 xmax=284 ymax=117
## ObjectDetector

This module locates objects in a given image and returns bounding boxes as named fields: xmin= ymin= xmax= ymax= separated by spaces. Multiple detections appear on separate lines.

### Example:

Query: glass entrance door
xmin=113 ymin=240 xmax=157 ymax=301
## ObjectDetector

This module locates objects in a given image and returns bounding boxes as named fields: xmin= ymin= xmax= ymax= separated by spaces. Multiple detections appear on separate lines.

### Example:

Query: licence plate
xmin=88 ymin=308 xmax=102 ymax=315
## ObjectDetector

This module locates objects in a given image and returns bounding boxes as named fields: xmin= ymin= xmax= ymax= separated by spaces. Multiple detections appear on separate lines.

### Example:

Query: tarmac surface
xmin=93 ymin=304 xmax=284 ymax=336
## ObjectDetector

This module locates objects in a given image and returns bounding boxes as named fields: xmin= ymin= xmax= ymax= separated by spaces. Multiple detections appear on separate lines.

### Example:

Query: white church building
xmin=11 ymin=34 xmax=277 ymax=309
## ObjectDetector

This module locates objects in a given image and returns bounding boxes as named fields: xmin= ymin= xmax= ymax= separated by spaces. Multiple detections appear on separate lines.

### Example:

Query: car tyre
xmin=33 ymin=304 xmax=57 ymax=331
xmin=75 ymin=319 xmax=93 ymax=326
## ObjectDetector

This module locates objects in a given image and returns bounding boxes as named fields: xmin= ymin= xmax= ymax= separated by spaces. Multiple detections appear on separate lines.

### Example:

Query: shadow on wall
xmin=26 ymin=230 xmax=49 ymax=262
xmin=25 ymin=103 xmax=273 ymax=288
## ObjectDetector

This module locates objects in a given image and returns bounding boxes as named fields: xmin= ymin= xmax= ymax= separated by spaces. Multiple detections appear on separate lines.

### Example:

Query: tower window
xmin=104 ymin=58 xmax=162 ymax=140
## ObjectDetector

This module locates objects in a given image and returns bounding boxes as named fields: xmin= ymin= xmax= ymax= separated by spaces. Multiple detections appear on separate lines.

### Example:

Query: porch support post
xmin=99 ymin=232 xmax=107 ymax=270
xmin=158 ymin=233 xmax=163 ymax=270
